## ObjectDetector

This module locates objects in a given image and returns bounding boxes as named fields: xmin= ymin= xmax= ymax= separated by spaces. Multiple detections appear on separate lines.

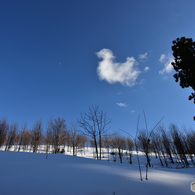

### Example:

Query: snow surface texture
xmin=0 ymin=150 xmax=195 ymax=195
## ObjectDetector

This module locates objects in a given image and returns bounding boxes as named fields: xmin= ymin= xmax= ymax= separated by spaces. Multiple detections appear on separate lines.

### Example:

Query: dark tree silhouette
xmin=171 ymin=37 xmax=195 ymax=119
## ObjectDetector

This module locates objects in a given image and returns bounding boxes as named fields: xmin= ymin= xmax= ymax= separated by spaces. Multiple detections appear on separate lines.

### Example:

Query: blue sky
xmin=0 ymin=0 xmax=195 ymax=136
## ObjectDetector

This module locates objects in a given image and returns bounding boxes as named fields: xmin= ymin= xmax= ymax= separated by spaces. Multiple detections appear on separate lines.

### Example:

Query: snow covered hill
xmin=0 ymin=150 xmax=194 ymax=195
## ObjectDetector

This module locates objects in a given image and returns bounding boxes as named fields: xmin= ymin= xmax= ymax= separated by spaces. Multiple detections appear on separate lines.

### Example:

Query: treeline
xmin=102 ymin=124 xmax=195 ymax=168
xmin=0 ymin=118 xmax=88 ymax=156
xmin=0 ymin=116 xmax=134 ymax=164
xmin=0 ymin=114 xmax=195 ymax=168
xmin=148 ymin=124 xmax=195 ymax=168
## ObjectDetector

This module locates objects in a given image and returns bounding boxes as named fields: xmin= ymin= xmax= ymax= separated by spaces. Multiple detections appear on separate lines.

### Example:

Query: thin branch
xmin=149 ymin=117 xmax=164 ymax=138
xmin=143 ymin=110 xmax=148 ymax=138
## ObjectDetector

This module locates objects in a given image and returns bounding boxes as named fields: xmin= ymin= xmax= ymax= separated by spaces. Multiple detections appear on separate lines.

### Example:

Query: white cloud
xmin=144 ymin=66 xmax=150 ymax=72
xmin=159 ymin=54 xmax=174 ymax=74
xmin=139 ymin=52 xmax=148 ymax=60
xmin=116 ymin=103 xmax=127 ymax=107
xmin=159 ymin=54 xmax=166 ymax=63
xmin=96 ymin=49 xmax=141 ymax=87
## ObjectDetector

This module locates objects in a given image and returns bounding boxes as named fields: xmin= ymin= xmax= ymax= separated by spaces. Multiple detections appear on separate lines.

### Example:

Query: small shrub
xmin=60 ymin=148 xmax=65 ymax=154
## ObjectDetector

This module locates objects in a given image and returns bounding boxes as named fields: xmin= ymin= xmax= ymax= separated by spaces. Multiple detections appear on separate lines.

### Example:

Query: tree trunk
xmin=99 ymin=134 xmax=101 ymax=160
xmin=94 ymin=136 xmax=98 ymax=160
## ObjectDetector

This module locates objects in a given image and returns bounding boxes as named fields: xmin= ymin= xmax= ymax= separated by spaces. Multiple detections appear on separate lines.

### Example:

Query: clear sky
xmin=1 ymin=0 xmax=195 ymax=136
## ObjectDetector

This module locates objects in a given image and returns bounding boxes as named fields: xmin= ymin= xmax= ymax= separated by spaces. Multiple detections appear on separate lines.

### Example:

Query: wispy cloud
xmin=96 ymin=49 xmax=141 ymax=87
xmin=139 ymin=52 xmax=148 ymax=60
xmin=159 ymin=54 xmax=174 ymax=74
xmin=144 ymin=66 xmax=150 ymax=72
xmin=116 ymin=103 xmax=127 ymax=107
xmin=159 ymin=54 xmax=166 ymax=63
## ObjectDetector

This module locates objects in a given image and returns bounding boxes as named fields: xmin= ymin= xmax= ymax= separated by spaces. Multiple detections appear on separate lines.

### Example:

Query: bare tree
xmin=49 ymin=117 xmax=67 ymax=154
xmin=183 ymin=128 xmax=195 ymax=166
xmin=110 ymin=134 xmax=126 ymax=163
xmin=69 ymin=122 xmax=79 ymax=156
xmin=31 ymin=119 xmax=43 ymax=153
xmin=17 ymin=131 xmax=23 ymax=152
xmin=95 ymin=108 xmax=111 ymax=160
xmin=22 ymin=129 xmax=31 ymax=151
xmin=114 ymin=135 xmax=126 ymax=163
xmin=169 ymin=124 xmax=189 ymax=167
xmin=150 ymin=132 xmax=164 ymax=167
xmin=137 ymin=130 xmax=151 ymax=167
xmin=78 ymin=105 xmax=111 ymax=160
xmin=158 ymin=125 xmax=174 ymax=164
xmin=60 ymin=128 xmax=68 ymax=150
xmin=110 ymin=135 xmax=117 ymax=162
xmin=103 ymin=134 xmax=111 ymax=161
xmin=75 ymin=134 xmax=83 ymax=155
xmin=80 ymin=135 xmax=88 ymax=155
xmin=189 ymin=129 xmax=195 ymax=155
xmin=5 ymin=123 xmax=18 ymax=151
xmin=0 ymin=118 xmax=9 ymax=148
xmin=17 ymin=123 xmax=28 ymax=152
xmin=45 ymin=126 xmax=53 ymax=156
xmin=182 ymin=129 xmax=195 ymax=167
xmin=126 ymin=137 xmax=134 ymax=164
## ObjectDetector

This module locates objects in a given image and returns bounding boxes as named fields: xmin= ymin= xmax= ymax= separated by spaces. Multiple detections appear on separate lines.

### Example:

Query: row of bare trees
xmin=0 ymin=106 xmax=135 ymax=163
xmin=0 ymin=117 xmax=88 ymax=156
xmin=138 ymin=124 xmax=195 ymax=168
xmin=0 ymin=118 xmax=42 ymax=153
xmin=102 ymin=134 xmax=134 ymax=164
xmin=98 ymin=124 xmax=195 ymax=169
xmin=0 ymin=107 xmax=195 ymax=169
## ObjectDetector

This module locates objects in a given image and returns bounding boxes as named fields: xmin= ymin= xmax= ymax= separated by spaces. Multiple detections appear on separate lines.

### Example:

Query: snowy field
xmin=0 ymin=148 xmax=195 ymax=195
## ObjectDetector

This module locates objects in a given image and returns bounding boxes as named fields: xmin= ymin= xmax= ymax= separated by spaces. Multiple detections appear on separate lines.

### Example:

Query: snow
xmin=0 ymin=149 xmax=195 ymax=195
